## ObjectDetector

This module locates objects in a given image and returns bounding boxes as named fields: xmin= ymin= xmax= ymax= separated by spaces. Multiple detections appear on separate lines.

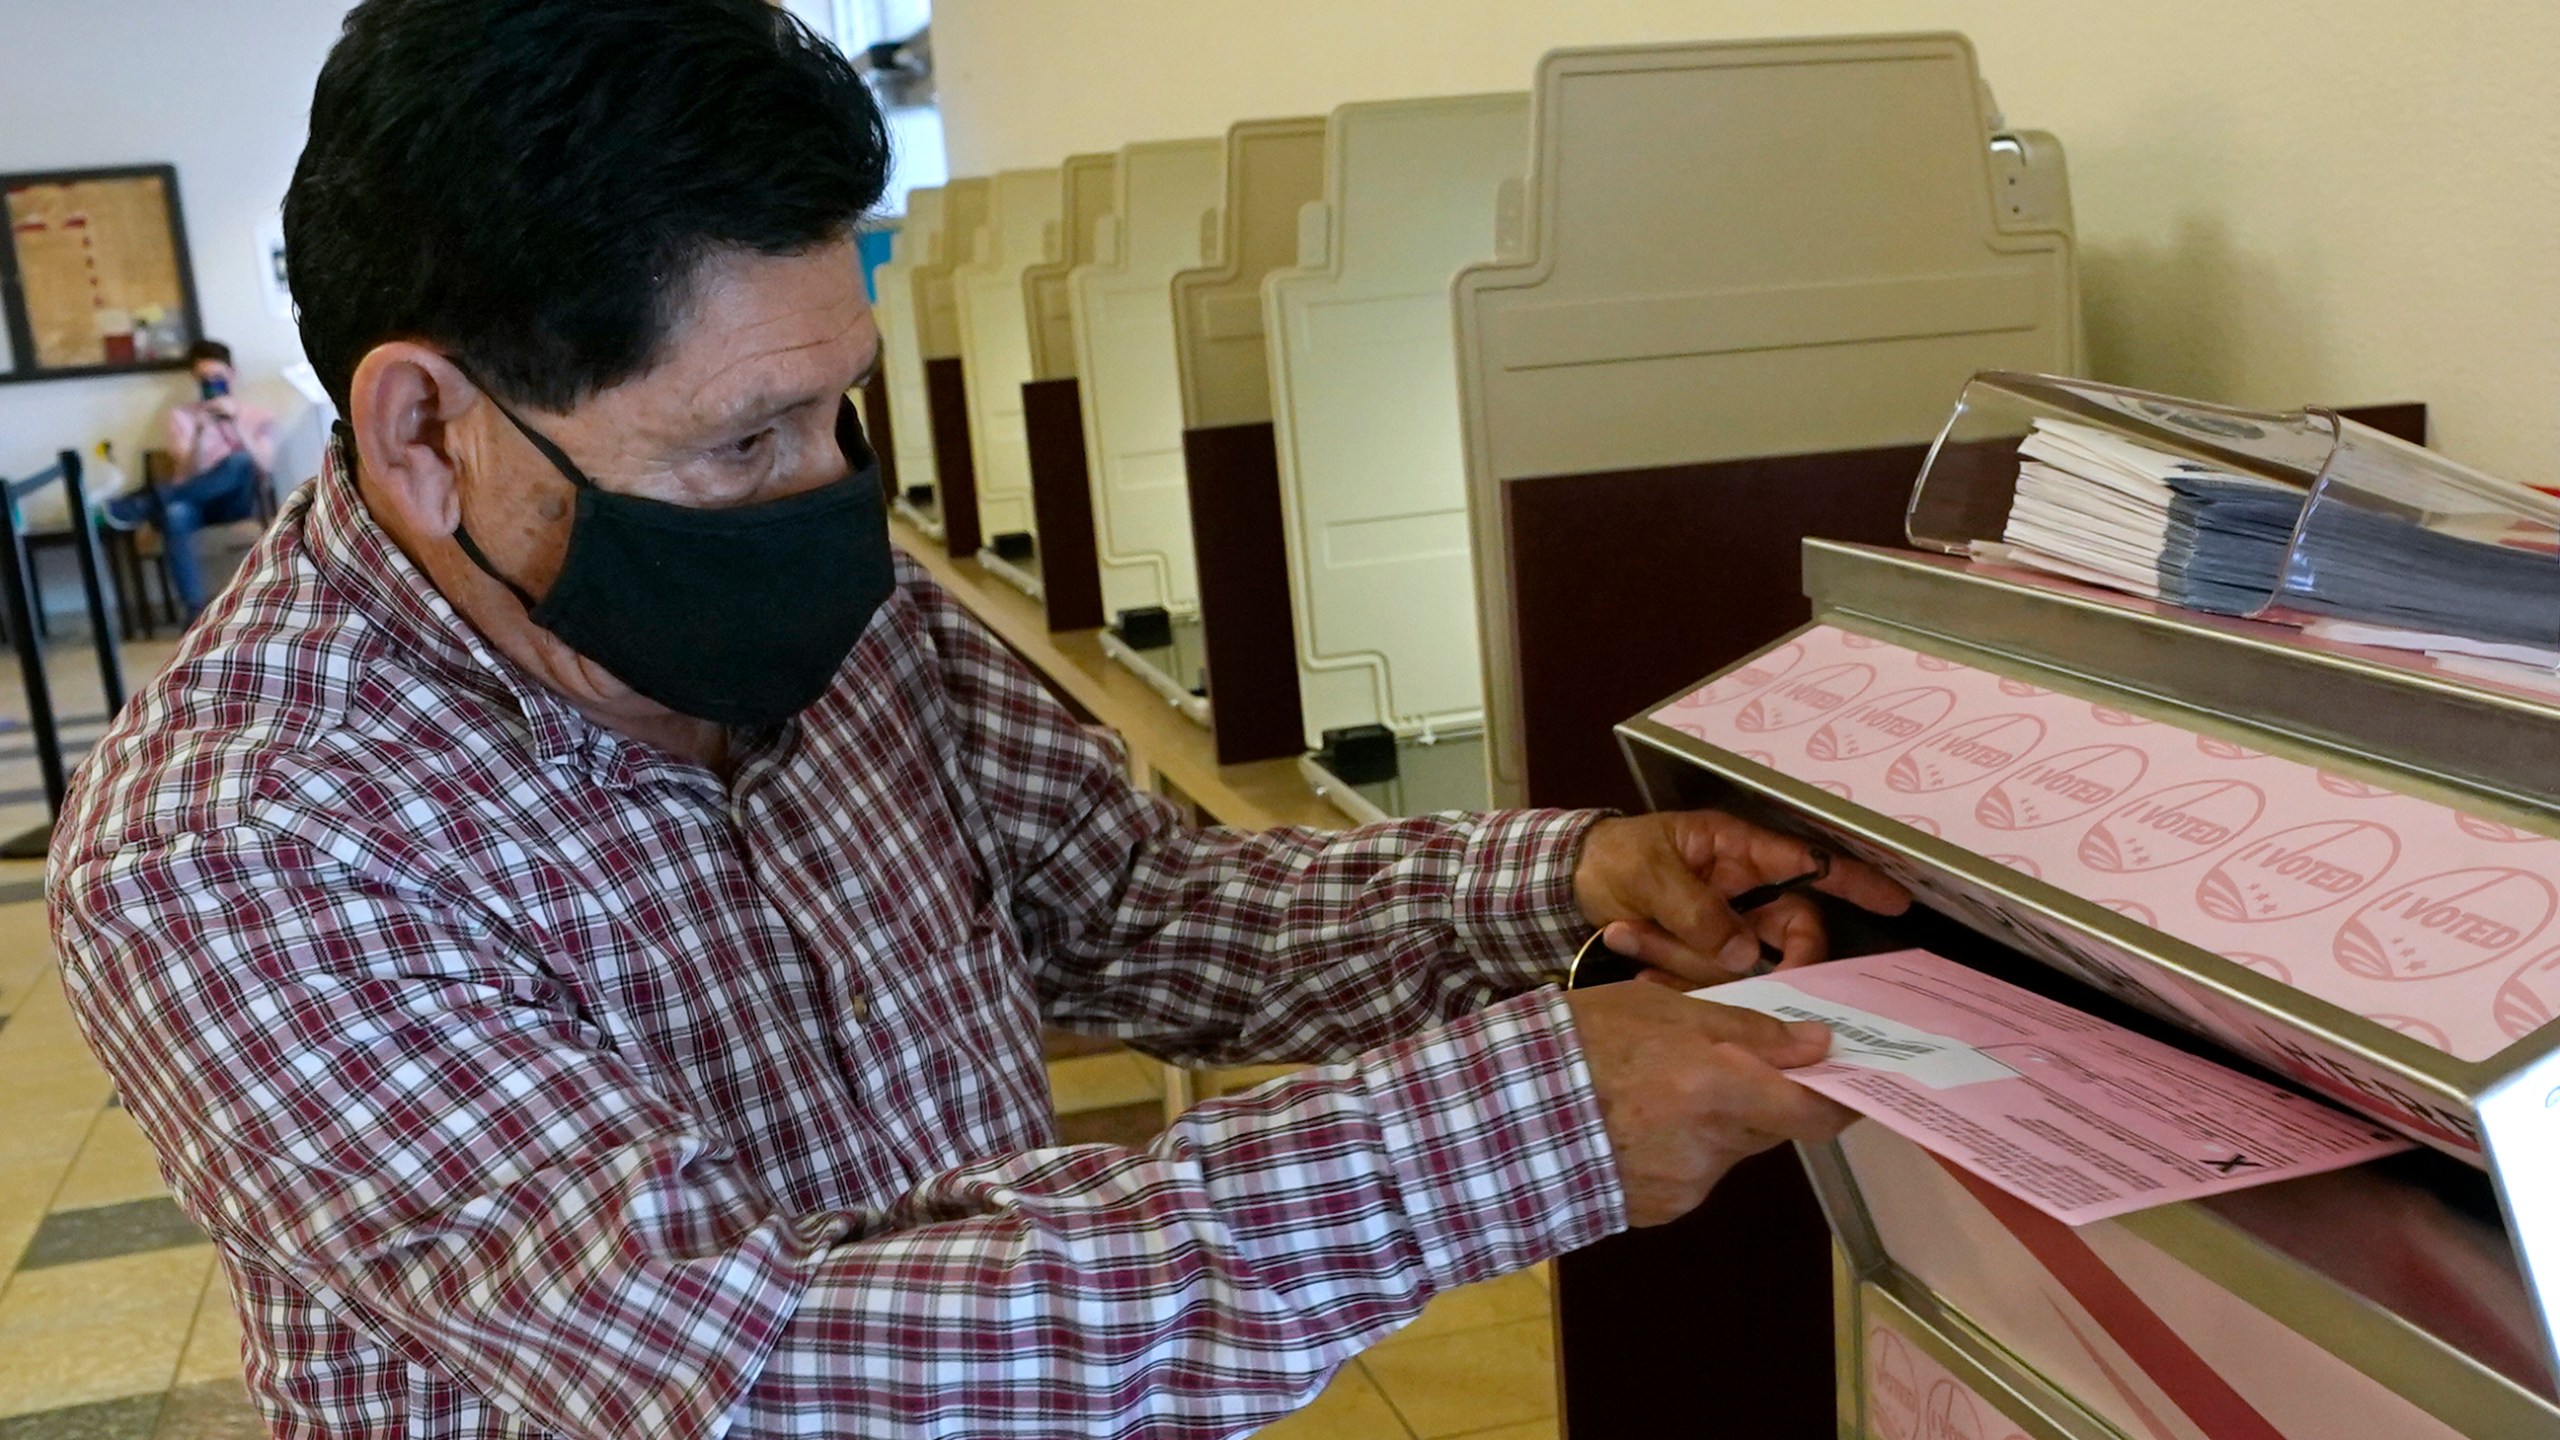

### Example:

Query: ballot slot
xmin=1835 ymin=1121 xmax=2552 ymax=1438
xmin=1164 ymin=116 xmax=1325 ymax=764
xmin=878 ymin=186 xmax=947 ymax=536
xmin=1072 ymin=139 xmax=1225 ymax=722
xmin=1615 ymin=537 xmax=2560 ymax=1434
xmin=1264 ymin=93 xmax=1528 ymax=823
xmin=1018 ymin=153 xmax=1118 ymax=632
xmin=1454 ymin=33 xmax=2082 ymax=811
xmin=955 ymin=167 xmax=1063 ymax=598
xmin=1619 ymin=543 xmax=2560 ymax=1163
xmin=1705 ymin=843 xmax=2546 ymax=1426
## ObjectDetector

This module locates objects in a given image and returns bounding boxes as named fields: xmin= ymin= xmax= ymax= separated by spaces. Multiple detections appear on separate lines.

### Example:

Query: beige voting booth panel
xmin=1025 ymin=154 xmax=1116 ymax=384
xmin=1264 ymin=93 xmax=1528 ymax=754
xmin=1455 ymin=34 xmax=2081 ymax=807
xmin=1020 ymin=155 xmax=1118 ymax=631
xmin=955 ymin=168 xmax=1063 ymax=572
xmin=913 ymin=179 xmax=990 ymax=549
xmin=1172 ymin=118 xmax=1323 ymax=434
xmin=918 ymin=178 xmax=988 ymax=364
xmin=1070 ymin=141 xmax=1224 ymax=618
xmin=878 ymin=187 xmax=944 ymax=530
xmin=1158 ymin=118 xmax=1326 ymax=762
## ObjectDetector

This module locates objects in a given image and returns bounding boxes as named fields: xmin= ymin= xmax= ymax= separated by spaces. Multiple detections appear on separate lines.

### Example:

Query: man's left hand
xmin=1573 ymin=811 xmax=1911 ymax=985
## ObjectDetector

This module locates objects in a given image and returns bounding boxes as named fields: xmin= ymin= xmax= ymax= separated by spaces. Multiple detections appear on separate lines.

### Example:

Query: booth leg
xmin=64 ymin=456 xmax=127 ymax=719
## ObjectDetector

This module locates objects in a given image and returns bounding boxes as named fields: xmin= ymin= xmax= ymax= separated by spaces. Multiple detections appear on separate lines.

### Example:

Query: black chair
xmin=19 ymin=451 xmax=182 ymax=642
xmin=107 ymin=450 xmax=186 ymax=638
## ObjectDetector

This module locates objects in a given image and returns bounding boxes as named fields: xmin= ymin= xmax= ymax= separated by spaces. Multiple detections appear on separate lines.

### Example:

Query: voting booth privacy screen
xmin=955 ymin=167 xmax=1063 ymax=587
xmin=1266 ymin=93 xmax=1529 ymax=755
xmin=1459 ymin=33 xmax=2082 ymax=808
xmin=876 ymin=185 xmax=945 ymax=532
xmin=1071 ymin=140 xmax=1223 ymax=622
xmin=1024 ymin=154 xmax=1116 ymax=387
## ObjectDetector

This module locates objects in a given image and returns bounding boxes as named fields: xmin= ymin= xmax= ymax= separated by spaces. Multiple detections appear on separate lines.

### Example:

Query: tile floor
xmin=0 ymin=629 xmax=1559 ymax=1439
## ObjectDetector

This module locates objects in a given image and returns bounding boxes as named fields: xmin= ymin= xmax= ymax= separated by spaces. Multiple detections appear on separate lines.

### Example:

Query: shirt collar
xmin=304 ymin=434 xmax=642 ymax=783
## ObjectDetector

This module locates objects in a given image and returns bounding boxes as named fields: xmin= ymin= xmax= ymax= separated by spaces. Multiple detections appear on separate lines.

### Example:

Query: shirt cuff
xmin=1357 ymin=988 xmax=1624 ymax=1293
xmin=1451 ymin=809 xmax=1610 ymax=988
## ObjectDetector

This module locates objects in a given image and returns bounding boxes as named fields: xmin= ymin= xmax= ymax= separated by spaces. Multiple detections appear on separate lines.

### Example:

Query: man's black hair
xmin=283 ymin=0 xmax=891 ymax=415
xmin=183 ymin=339 xmax=233 ymax=368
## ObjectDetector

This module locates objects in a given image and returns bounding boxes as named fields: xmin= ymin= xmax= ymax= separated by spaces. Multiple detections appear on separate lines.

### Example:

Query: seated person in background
xmin=103 ymin=338 xmax=277 ymax=619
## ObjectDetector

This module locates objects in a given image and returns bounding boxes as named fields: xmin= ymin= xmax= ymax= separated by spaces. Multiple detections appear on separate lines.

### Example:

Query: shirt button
xmin=849 ymin=994 xmax=871 ymax=1022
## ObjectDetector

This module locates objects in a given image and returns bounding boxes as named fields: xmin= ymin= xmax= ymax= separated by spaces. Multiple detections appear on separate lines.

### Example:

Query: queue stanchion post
xmin=62 ymin=450 xmax=127 ymax=718
xmin=0 ymin=457 xmax=67 ymax=858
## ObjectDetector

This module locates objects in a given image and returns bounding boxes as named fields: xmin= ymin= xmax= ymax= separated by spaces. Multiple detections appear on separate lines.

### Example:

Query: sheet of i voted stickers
xmin=1652 ymin=625 xmax=2560 ymax=1063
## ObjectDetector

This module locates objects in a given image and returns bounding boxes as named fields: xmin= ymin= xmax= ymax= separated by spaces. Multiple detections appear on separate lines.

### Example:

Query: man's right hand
xmin=1563 ymin=980 xmax=1853 ymax=1228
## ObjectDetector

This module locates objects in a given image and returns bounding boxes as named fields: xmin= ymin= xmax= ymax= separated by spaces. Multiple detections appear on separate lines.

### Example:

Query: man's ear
xmin=348 ymin=342 xmax=483 ymax=537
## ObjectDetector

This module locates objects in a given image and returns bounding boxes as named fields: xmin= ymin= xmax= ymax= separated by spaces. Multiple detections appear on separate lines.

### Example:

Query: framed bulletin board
xmin=0 ymin=164 xmax=204 ymax=386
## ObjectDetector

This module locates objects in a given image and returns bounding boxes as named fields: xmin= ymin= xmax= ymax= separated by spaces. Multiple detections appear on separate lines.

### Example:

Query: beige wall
xmin=933 ymin=0 xmax=2560 ymax=485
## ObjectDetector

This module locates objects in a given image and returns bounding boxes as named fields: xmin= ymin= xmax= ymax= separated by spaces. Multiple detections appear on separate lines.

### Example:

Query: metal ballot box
xmin=1614 ymin=517 xmax=2560 ymax=1435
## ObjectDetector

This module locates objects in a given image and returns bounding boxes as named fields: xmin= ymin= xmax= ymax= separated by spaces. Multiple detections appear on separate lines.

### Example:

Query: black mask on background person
xmin=450 ymin=394 xmax=894 ymax=728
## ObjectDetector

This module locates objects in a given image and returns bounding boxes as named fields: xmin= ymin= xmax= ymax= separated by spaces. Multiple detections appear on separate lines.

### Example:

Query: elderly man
xmin=48 ymin=2 xmax=1905 ymax=1436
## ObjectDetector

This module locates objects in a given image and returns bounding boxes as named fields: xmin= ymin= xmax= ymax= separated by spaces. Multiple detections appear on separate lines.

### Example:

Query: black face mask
xmin=453 ymin=395 xmax=894 ymax=728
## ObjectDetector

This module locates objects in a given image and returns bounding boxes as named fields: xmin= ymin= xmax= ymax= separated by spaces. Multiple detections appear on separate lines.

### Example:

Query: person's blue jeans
xmin=109 ymin=451 xmax=262 ymax=617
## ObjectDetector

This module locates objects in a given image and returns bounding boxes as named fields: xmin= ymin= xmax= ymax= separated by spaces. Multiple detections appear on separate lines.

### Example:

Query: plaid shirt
xmin=48 ymin=447 xmax=1624 ymax=1439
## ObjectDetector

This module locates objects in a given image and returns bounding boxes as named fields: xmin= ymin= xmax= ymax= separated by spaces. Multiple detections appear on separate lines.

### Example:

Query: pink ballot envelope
xmin=1696 ymin=950 xmax=2413 ymax=1225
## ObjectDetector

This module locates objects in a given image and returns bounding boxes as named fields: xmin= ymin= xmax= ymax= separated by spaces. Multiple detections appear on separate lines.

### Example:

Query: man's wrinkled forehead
xmin=623 ymin=239 xmax=878 ymax=434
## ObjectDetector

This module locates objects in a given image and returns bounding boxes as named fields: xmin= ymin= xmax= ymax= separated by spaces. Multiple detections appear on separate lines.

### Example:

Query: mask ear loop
xmin=450 ymin=386 xmax=597 ymax=613
xmin=450 ymin=523 xmax=542 ymax=612
xmin=480 ymin=396 xmax=600 ymax=493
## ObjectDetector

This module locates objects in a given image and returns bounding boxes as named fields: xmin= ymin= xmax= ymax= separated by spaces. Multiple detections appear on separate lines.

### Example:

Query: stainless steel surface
xmin=1848 ymin=1280 xmax=2129 ymax=1440
xmin=2480 ymin=1049 xmax=2560 ymax=1415
xmin=1803 ymin=540 xmax=2560 ymax=815
xmin=2128 ymin=1160 xmax=2560 ymax=1430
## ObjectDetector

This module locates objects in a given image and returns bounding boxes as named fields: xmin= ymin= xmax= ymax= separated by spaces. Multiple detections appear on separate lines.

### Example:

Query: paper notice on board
xmin=1698 ymin=950 xmax=2412 ymax=1224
